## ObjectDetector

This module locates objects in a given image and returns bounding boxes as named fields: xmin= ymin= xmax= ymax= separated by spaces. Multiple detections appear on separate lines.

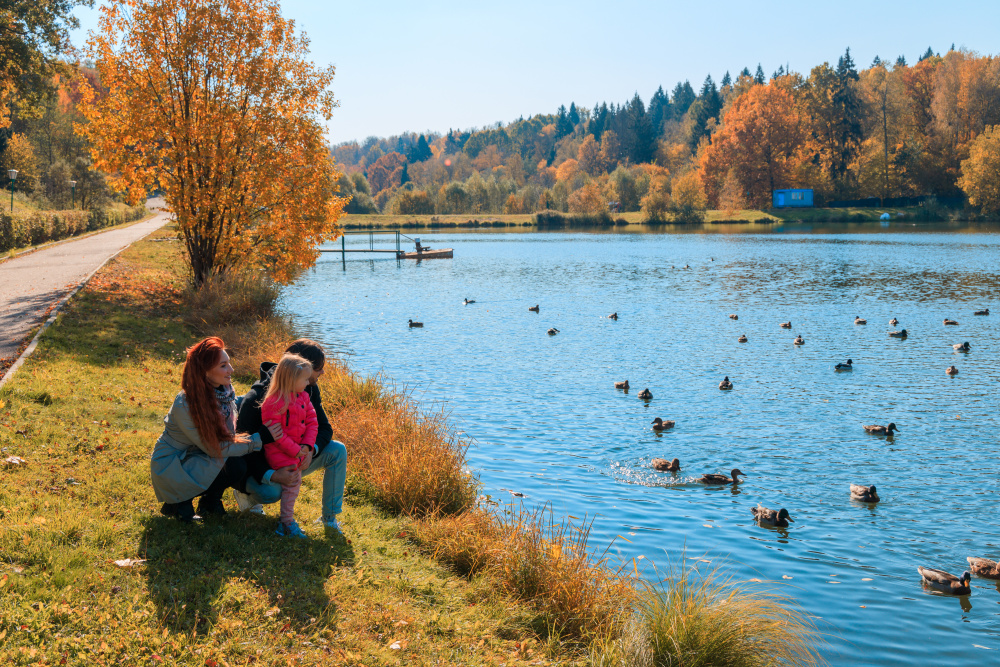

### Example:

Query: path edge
xmin=0 ymin=215 xmax=169 ymax=391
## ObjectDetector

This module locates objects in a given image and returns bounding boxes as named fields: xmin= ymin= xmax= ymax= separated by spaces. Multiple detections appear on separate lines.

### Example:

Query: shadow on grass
xmin=138 ymin=513 xmax=354 ymax=634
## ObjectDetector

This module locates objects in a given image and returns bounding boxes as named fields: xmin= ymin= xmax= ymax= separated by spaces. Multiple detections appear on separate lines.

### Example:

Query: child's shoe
xmin=315 ymin=516 xmax=341 ymax=532
xmin=275 ymin=520 xmax=307 ymax=539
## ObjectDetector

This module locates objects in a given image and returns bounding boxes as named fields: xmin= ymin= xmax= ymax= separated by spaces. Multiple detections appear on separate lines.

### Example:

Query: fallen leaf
xmin=389 ymin=640 xmax=407 ymax=650
xmin=113 ymin=559 xmax=147 ymax=568
xmin=32 ymin=517 xmax=46 ymax=525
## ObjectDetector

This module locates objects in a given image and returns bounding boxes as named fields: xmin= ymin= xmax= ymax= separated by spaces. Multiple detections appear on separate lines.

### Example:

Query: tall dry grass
xmin=411 ymin=504 xmax=636 ymax=643
xmin=596 ymin=561 xmax=824 ymax=666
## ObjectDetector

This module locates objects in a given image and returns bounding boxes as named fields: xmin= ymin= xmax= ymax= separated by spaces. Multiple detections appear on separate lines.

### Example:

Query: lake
xmin=285 ymin=222 xmax=1000 ymax=665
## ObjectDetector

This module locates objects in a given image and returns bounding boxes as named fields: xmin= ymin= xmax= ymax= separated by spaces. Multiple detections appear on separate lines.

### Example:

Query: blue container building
xmin=772 ymin=189 xmax=813 ymax=208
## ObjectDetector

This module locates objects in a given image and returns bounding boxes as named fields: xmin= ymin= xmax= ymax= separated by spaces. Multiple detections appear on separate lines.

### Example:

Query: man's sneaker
xmin=275 ymin=521 xmax=307 ymax=539
xmin=315 ymin=516 xmax=341 ymax=531
xmin=232 ymin=489 xmax=265 ymax=515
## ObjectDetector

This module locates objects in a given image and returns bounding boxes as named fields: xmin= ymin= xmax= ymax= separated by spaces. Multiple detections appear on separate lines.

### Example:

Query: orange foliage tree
xmin=78 ymin=0 xmax=345 ymax=284
xmin=366 ymin=151 xmax=406 ymax=195
xmin=701 ymin=84 xmax=805 ymax=208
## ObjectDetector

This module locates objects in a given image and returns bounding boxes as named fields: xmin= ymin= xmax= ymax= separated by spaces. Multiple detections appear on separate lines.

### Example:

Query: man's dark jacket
xmin=236 ymin=361 xmax=333 ymax=485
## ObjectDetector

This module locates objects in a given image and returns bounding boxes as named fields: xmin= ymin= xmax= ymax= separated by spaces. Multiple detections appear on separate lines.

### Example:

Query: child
xmin=260 ymin=354 xmax=318 ymax=538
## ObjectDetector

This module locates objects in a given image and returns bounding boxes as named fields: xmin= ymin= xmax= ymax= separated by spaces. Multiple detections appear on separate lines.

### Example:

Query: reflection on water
xmin=286 ymin=227 xmax=1000 ymax=665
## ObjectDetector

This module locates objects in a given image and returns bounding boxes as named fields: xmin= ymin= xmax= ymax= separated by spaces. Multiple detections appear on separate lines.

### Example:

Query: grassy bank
xmin=339 ymin=206 xmax=952 ymax=230
xmin=0 ymin=229 xmax=821 ymax=665
xmin=1 ymin=202 xmax=149 ymax=256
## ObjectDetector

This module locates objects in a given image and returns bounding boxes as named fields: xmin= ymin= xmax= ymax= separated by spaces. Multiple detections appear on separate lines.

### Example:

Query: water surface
xmin=286 ymin=223 xmax=1000 ymax=665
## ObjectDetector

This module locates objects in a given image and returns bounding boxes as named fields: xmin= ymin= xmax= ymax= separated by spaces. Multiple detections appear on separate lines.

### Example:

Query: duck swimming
xmin=608 ymin=312 xmax=618 ymax=320
xmin=699 ymin=468 xmax=745 ymax=485
xmin=850 ymin=484 xmax=880 ymax=502
xmin=547 ymin=327 xmax=560 ymax=335
xmin=779 ymin=321 xmax=792 ymax=328
xmin=967 ymin=557 xmax=1000 ymax=580
xmin=974 ymin=308 xmax=990 ymax=316
xmin=953 ymin=341 xmax=970 ymax=352
xmin=835 ymin=359 xmax=853 ymax=371
xmin=651 ymin=417 xmax=675 ymax=431
xmin=794 ymin=335 xmax=805 ymax=345
xmin=888 ymin=329 xmax=908 ymax=338
xmin=855 ymin=316 xmax=867 ymax=325
xmin=946 ymin=365 xmax=959 ymax=375
xmin=751 ymin=505 xmax=793 ymax=527
xmin=528 ymin=304 xmax=540 ymax=312
xmin=651 ymin=457 xmax=680 ymax=472
xmin=638 ymin=388 xmax=653 ymax=399
xmin=614 ymin=380 xmax=630 ymax=390
xmin=738 ymin=334 xmax=748 ymax=343
xmin=408 ymin=319 xmax=423 ymax=328
xmin=917 ymin=567 xmax=971 ymax=595
xmin=889 ymin=317 xmax=899 ymax=326
xmin=863 ymin=422 xmax=898 ymax=436
xmin=729 ymin=314 xmax=739 ymax=320
xmin=719 ymin=376 xmax=733 ymax=390
xmin=944 ymin=318 xmax=959 ymax=325
xmin=463 ymin=298 xmax=476 ymax=304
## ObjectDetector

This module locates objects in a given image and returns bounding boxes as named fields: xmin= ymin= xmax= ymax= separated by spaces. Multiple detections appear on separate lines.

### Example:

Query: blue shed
xmin=772 ymin=189 xmax=813 ymax=208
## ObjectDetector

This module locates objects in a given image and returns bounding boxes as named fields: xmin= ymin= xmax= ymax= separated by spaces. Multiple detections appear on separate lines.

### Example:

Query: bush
xmin=535 ymin=209 xmax=615 ymax=228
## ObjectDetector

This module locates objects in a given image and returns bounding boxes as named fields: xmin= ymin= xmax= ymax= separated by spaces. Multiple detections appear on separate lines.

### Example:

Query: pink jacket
xmin=261 ymin=391 xmax=319 ymax=470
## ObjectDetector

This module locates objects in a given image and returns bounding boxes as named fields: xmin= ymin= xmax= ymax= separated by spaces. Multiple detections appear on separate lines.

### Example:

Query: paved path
xmin=0 ymin=200 xmax=170 ymax=363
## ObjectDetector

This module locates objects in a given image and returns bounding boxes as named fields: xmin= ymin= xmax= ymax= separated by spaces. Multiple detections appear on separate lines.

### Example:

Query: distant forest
xmin=332 ymin=47 xmax=1000 ymax=218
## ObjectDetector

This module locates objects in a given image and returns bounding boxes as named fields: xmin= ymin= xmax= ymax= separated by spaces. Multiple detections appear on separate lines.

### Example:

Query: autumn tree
xmin=700 ymin=84 xmax=805 ymax=209
xmin=367 ymin=151 xmax=407 ymax=195
xmin=79 ymin=0 xmax=345 ymax=284
xmin=958 ymin=125 xmax=1000 ymax=214
xmin=669 ymin=171 xmax=706 ymax=223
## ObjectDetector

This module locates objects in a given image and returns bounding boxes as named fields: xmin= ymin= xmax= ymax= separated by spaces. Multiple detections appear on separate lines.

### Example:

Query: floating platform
xmin=396 ymin=248 xmax=453 ymax=259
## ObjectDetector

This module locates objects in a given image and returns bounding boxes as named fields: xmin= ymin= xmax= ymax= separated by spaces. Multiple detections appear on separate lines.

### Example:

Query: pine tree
xmin=919 ymin=46 xmax=934 ymax=61
xmin=620 ymin=93 xmax=653 ymax=164
xmin=568 ymin=102 xmax=580 ymax=127
xmin=771 ymin=65 xmax=785 ymax=80
xmin=740 ymin=67 xmax=752 ymax=78
xmin=555 ymin=104 xmax=573 ymax=138
xmin=671 ymin=81 xmax=696 ymax=119
xmin=754 ymin=64 xmax=766 ymax=84
xmin=895 ymin=55 xmax=907 ymax=67
xmin=647 ymin=86 xmax=670 ymax=140
xmin=407 ymin=133 xmax=432 ymax=163
xmin=721 ymin=71 xmax=732 ymax=87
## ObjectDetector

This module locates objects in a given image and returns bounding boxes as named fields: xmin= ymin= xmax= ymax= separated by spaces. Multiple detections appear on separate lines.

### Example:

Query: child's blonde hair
xmin=262 ymin=353 xmax=313 ymax=413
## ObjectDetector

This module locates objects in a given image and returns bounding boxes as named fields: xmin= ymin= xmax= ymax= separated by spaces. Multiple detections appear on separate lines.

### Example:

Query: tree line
xmin=333 ymin=46 xmax=1000 ymax=218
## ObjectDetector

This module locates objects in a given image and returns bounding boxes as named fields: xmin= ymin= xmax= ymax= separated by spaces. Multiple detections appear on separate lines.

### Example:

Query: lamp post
xmin=7 ymin=169 xmax=17 ymax=212
xmin=69 ymin=180 xmax=77 ymax=209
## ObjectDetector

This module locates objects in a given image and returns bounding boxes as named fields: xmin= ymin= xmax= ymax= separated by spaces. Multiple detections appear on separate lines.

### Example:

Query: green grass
xmin=0 ymin=230 xmax=590 ymax=666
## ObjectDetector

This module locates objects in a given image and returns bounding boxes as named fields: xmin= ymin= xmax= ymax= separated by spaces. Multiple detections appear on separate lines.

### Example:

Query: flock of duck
xmin=620 ymin=307 xmax=995 ymax=597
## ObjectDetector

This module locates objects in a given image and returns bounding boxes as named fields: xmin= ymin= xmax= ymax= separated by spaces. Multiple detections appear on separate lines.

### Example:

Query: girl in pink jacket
xmin=260 ymin=354 xmax=318 ymax=538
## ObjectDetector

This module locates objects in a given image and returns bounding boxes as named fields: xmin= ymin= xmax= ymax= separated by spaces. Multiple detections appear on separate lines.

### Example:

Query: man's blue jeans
xmin=246 ymin=440 xmax=347 ymax=520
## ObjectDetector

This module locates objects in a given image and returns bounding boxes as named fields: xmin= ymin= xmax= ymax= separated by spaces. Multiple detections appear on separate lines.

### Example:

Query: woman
xmin=151 ymin=337 xmax=262 ymax=522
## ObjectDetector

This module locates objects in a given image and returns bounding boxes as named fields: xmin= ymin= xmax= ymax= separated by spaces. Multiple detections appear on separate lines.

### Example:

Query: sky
xmin=68 ymin=1 xmax=1000 ymax=146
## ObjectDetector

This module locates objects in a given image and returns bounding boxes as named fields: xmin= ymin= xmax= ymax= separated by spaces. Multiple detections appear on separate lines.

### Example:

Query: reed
xmin=596 ymin=560 xmax=824 ymax=666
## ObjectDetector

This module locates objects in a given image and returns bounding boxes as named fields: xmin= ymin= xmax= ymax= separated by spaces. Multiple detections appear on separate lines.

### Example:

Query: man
xmin=234 ymin=339 xmax=347 ymax=531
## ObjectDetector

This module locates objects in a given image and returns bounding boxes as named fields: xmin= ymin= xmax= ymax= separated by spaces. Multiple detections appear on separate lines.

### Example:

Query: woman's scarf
xmin=215 ymin=384 xmax=237 ymax=434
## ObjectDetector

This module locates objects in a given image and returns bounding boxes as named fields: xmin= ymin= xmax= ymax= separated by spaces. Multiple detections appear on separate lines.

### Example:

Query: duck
xmin=608 ymin=312 xmax=618 ymax=320
xmin=834 ymin=359 xmax=853 ymax=371
xmin=966 ymin=557 xmax=1000 ymax=580
xmin=974 ymin=308 xmax=990 ymax=316
xmin=738 ymin=334 xmax=748 ymax=343
xmin=888 ymin=329 xmax=908 ymax=338
xmin=408 ymin=319 xmax=423 ymax=328
xmin=729 ymin=314 xmax=739 ymax=320
xmin=651 ymin=457 xmax=680 ymax=472
xmin=863 ymin=422 xmax=898 ymax=436
xmin=651 ymin=417 xmax=675 ymax=431
xmin=850 ymin=484 xmax=880 ymax=502
xmin=953 ymin=341 xmax=970 ymax=352
xmin=614 ymin=380 xmax=630 ymax=390
xmin=719 ymin=376 xmax=733 ymax=390
xmin=793 ymin=335 xmax=805 ymax=345
xmin=463 ymin=298 xmax=476 ymax=305
xmin=917 ymin=567 xmax=971 ymax=595
xmin=855 ymin=316 xmax=867 ymax=325
xmin=547 ymin=327 xmax=560 ymax=335
xmin=779 ymin=321 xmax=792 ymax=328
xmin=638 ymin=388 xmax=653 ymax=399
xmin=699 ymin=468 xmax=745 ymax=485
xmin=889 ymin=317 xmax=899 ymax=326
xmin=751 ymin=505 xmax=793 ymax=527
xmin=528 ymin=304 xmax=540 ymax=312
xmin=946 ymin=365 xmax=959 ymax=375
xmin=944 ymin=318 xmax=958 ymax=325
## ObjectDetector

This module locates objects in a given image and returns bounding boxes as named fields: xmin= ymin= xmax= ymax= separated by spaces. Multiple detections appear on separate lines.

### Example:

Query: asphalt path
xmin=0 ymin=199 xmax=170 ymax=364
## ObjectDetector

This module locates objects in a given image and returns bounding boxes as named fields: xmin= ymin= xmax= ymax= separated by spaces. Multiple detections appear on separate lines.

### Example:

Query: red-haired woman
xmin=150 ymin=337 xmax=263 ymax=522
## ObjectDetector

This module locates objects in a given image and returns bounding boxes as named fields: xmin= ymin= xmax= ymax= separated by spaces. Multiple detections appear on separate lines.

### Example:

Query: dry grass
xmin=596 ymin=560 xmax=824 ymax=667
xmin=411 ymin=505 xmax=637 ymax=644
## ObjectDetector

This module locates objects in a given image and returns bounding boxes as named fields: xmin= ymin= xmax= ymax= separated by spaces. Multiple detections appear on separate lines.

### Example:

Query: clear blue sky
xmin=69 ymin=1 xmax=1000 ymax=145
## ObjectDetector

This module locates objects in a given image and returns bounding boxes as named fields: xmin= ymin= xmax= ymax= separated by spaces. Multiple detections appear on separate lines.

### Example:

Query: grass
xmin=0 ymin=225 xmax=823 ymax=665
